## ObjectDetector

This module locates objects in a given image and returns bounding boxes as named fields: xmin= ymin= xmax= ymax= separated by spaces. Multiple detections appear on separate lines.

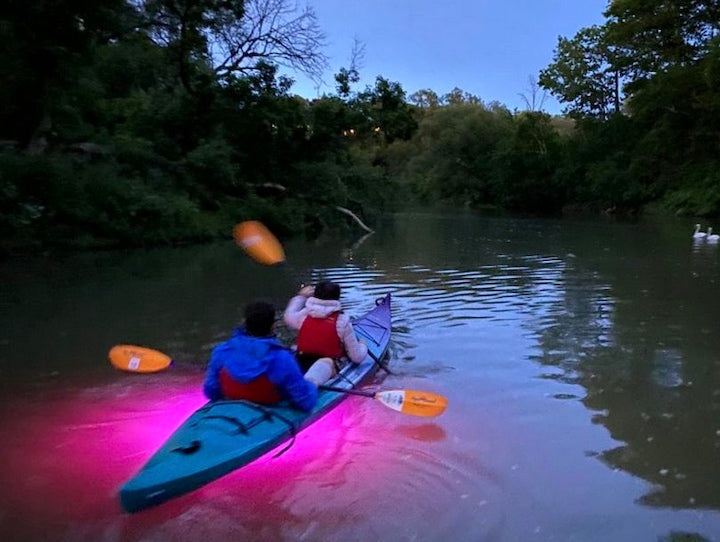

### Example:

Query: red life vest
xmin=296 ymin=312 xmax=344 ymax=359
xmin=219 ymin=368 xmax=282 ymax=405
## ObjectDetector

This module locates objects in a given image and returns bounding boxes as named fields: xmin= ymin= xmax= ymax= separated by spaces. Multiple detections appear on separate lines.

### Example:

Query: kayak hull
xmin=119 ymin=293 xmax=392 ymax=513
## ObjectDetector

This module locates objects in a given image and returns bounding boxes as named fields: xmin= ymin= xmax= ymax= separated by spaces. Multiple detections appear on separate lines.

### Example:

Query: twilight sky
xmin=285 ymin=0 xmax=609 ymax=114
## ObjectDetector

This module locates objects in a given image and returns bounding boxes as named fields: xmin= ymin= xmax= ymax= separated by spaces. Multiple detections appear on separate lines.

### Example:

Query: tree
xmin=209 ymin=0 xmax=328 ymax=84
xmin=354 ymin=77 xmax=417 ymax=143
xmin=408 ymin=89 xmax=440 ymax=109
xmin=400 ymin=104 xmax=512 ymax=206
xmin=441 ymin=87 xmax=482 ymax=106
xmin=141 ymin=0 xmax=244 ymax=92
xmin=604 ymin=0 xmax=720 ymax=81
xmin=518 ymin=75 xmax=548 ymax=112
xmin=493 ymin=112 xmax=564 ymax=213
xmin=539 ymin=25 xmax=624 ymax=118
xmin=334 ymin=38 xmax=365 ymax=98
xmin=0 ymin=0 xmax=136 ymax=146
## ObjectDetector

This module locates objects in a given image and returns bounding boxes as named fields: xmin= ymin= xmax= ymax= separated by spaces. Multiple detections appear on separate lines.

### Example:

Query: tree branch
xmin=210 ymin=0 xmax=328 ymax=82
xmin=335 ymin=206 xmax=374 ymax=233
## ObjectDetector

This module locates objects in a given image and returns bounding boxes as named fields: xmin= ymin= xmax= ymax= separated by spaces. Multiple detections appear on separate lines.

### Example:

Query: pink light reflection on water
xmin=0 ymin=372 xmax=206 ymax=538
xmin=0 ymin=371 xmax=397 ymax=540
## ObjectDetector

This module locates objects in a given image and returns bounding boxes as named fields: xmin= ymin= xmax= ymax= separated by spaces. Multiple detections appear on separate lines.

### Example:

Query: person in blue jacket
xmin=203 ymin=300 xmax=318 ymax=411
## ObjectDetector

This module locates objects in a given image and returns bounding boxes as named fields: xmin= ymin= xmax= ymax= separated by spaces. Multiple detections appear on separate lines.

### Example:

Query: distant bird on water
xmin=693 ymin=224 xmax=707 ymax=240
xmin=707 ymin=227 xmax=720 ymax=243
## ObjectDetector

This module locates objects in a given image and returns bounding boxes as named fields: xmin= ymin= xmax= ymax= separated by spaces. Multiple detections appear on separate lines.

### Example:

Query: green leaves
xmin=539 ymin=25 xmax=622 ymax=119
xmin=604 ymin=0 xmax=719 ymax=76
xmin=397 ymin=103 xmax=511 ymax=207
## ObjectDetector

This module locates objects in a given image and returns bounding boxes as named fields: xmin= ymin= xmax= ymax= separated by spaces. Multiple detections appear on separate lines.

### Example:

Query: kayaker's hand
xmin=298 ymin=285 xmax=315 ymax=297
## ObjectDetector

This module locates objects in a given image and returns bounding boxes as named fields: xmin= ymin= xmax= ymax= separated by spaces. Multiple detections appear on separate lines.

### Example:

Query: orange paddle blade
xmin=109 ymin=345 xmax=172 ymax=373
xmin=374 ymin=389 xmax=448 ymax=417
xmin=233 ymin=221 xmax=285 ymax=265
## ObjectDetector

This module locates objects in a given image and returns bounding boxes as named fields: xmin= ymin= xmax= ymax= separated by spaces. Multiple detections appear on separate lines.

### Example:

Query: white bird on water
xmin=707 ymin=227 xmax=720 ymax=243
xmin=693 ymin=224 xmax=706 ymax=240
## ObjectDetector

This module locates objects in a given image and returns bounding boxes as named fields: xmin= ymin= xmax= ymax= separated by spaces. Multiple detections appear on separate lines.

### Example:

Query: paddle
xmin=320 ymin=385 xmax=448 ymax=418
xmin=109 ymin=344 xmax=173 ymax=373
xmin=233 ymin=220 xmax=285 ymax=265
xmin=108 ymin=345 xmax=447 ymax=417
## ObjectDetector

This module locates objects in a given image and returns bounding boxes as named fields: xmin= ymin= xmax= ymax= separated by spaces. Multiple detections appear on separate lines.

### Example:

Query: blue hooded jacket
xmin=203 ymin=327 xmax=318 ymax=411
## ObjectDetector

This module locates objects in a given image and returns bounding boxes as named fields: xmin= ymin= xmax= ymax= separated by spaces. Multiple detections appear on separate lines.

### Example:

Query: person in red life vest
xmin=202 ymin=300 xmax=318 ymax=411
xmin=283 ymin=280 xmax=368 ymax=385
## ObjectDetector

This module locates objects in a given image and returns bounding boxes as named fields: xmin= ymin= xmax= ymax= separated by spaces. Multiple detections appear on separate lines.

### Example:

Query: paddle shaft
xmin=319 ymin=385 xmax=448 ymax=417
xmin=319 ymin=385 xmax=374 ymax=397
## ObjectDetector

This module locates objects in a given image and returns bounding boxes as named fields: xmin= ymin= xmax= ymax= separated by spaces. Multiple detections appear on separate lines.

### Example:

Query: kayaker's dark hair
xmin=244 ymin=301 xmax=276 ymax=337
xmin=314 ymin=280 xmax=340 ymax=301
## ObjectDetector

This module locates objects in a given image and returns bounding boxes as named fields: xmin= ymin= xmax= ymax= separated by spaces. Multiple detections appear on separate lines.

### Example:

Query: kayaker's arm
xmin=202 ymin=344 xmax=226 ymax=401
xmin=271 ymin=348 xmax=318 ymax=411
xmin=283 ymin=286 xmax=313 ymax=330
xmin=337 ymin=314 xmax=368 ymax=363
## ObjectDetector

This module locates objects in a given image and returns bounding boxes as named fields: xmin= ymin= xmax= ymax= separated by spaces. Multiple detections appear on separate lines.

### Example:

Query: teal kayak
xmin=119 ymin=293 xmax=392 ymax=513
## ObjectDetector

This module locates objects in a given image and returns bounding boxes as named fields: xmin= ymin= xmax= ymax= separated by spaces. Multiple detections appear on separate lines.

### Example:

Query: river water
xmin=1 ymin=212 xmax=720 ymax=541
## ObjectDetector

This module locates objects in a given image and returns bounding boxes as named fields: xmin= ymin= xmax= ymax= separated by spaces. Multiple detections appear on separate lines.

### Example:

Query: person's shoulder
xmin=286 ymin=294 xmax=309 ymax=309
xmin=213 ymin=327 xmax=245 ymax=349
xmin=261 ymin=335 xmax=288 ymax=349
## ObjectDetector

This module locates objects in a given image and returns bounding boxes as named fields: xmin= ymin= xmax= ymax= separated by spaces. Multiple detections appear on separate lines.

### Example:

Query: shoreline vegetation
xmin=2 ymin=1 xmax=718 ymax=254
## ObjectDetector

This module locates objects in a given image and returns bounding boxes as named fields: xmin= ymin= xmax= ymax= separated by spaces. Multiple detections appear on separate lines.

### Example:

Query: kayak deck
xmin=119 ymin=293 xmax=392 ymax=513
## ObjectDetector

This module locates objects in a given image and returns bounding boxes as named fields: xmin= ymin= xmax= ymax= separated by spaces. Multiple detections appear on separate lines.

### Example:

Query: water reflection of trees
xmin=315 ymin=213 xmax=720 ymax=511
xmin=532 ymin=224 xmax=720 ymax=510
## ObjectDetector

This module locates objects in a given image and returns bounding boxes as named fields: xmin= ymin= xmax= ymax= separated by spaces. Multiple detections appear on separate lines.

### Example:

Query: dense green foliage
xmin=1 ymin=0 xmax=718 ymax=251
xmin=538 ymin=0 xmax=720 ymax=216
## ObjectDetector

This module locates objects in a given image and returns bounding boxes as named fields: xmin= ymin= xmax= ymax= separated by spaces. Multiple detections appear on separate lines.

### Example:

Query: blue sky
xmin=287 ymin=0 xmax=609 ymax=114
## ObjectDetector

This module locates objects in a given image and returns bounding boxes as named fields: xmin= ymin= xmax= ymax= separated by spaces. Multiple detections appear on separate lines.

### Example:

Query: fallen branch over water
xmin=335 ymin=206 xmax=374 ymax=233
